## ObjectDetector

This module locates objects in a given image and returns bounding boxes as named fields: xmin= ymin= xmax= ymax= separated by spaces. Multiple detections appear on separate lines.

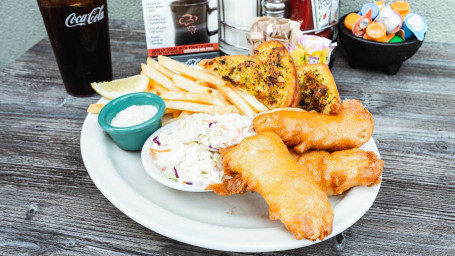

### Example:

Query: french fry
xmin=209 ymin=89 xmax=232 ymax=106
xmin=172 ymin=75 xmax=230 ymax=105
xmin=142 ymin=63 xmax=181 ymax=91
xmin=207 ymin=92 xmax=231 ymax=106
xmin=198 ymin=68 xmax=219 ymax=77
xmin=235 ymin=88 xmax=269 ymax=112
xmin=147 ymin=58 xmax=178 ymax=79
xmin=172 ymin=111 xmax=181 ymax=118
xmin=179 ymin=111 xmax=192 ymax=118
xmin=158 ymin=55 xmax=225 ymax=87
xmin=215 ymin=84 xmax=256 ymax=116
xmin=154 ymin=83 xmax=169 ymax=95
xmin=181 ymin=73 xmax=198 ymax=81
xmin=194 ymin=80 xmax=231 ymax=105
xmin=214 ymin=96 xmax=231 ymax=106
xmin=165 ymin=100 xmax=237 ymax=115
xmin=140 ymin=64 xmax=146 ymax=75
xmin=149 ymin=80 xmax=168 ymax=95
xmin=161 ymin=91 xmax=226 ymax=106
xmin=195 ymin=80 xmax=216 ymax=89
xmin=209 ymin=91 xmax=231 ymax=106
xmin=165 ymin=108 xmax=177 ymax=114
xmin=172 ymin=75 xmax=213 ymax=94
xmin=147 ymin=86 xmax=157 ymax=94
xmin=87 ymin=104 xmax=105 ymax=114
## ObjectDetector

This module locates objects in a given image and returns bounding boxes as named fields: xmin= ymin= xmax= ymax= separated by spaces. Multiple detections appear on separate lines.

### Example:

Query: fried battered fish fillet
xmin=253 ymin=99 xmax=374 ymax=153
xmin=291 ymin=149 xmax=383 ymax=196
xmin=208 ymin=132 xmax=333 ymax=241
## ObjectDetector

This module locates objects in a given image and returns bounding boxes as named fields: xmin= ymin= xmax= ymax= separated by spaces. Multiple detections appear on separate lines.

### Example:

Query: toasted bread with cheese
xmin=199 ymin=41 xmax=299 ymax=109
xmin=296 ymin=64 xmax=340 ymax=114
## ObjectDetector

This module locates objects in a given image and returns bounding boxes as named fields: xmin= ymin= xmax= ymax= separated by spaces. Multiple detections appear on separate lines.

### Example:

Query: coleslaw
xmin=149 ymin=113 xmax=256 ymax=187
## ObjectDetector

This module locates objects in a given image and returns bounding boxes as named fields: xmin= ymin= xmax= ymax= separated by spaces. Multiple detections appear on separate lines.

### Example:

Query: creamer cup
xmin=396 ymin=30 xmax=405 ymax=40
xmin=352 ymin=9 xmax=373 ymax=37
xmin=344 ymin=12 xmax=361 ymax=31
xmin=389 ymin=35 xmax=404 ymax=43
xmin=402 ymin=13 xmax=427 ymax=41
xmin=364 ymin=22 xmax=387 ymax=42
xmin=385 ymin=33 xmax=396 ymax=42
xmin=374 ymin=0 xmax=385 ymax=10
xmin=391 ymin=1 xmax=410 ymax=19
xmin=360 ymin=3 xmax=380 ymax=19
xmin=375 ymin=6 xmax=403 ymax=34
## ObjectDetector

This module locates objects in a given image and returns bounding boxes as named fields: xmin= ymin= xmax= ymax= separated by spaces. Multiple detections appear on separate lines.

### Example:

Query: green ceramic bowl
xmin=98 ymin=92 xmax=165 ymax=151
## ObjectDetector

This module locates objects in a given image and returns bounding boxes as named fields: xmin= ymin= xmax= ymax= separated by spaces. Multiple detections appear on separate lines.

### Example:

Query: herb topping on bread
xmin=199 ymin=41 xmax=299 ymax=109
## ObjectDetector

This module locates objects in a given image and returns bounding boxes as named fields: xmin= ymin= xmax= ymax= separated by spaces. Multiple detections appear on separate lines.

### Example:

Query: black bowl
xmin=338 ymin=13 xmax=424 ymax=75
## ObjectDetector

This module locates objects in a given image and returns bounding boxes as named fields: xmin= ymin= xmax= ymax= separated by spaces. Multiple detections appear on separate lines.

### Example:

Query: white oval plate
xmin=81 ymin=104 xmax=381 ymax=253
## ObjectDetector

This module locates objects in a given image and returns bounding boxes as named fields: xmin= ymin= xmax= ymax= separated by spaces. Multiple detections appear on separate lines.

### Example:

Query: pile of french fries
xmin=88 ymin=55 xmax=268 ymax=124
xmin=142 ymin=56 xmax=268 ymax=123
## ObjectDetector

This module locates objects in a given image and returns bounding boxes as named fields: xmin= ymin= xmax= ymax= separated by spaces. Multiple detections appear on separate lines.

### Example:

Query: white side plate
xmin=141 ymin=121 xmax=216 ymax=192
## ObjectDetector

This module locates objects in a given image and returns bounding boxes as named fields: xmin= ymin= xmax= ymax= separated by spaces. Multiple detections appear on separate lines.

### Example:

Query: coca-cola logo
xmin=65 ymin=5 xmax=105 ymax=28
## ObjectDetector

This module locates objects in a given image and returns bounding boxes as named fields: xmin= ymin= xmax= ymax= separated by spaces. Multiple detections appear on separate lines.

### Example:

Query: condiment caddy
xmin=343 ymin=1 xmax=427 ymax=43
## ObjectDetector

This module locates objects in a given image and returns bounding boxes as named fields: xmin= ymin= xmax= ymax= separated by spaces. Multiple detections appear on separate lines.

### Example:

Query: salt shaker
xmin=261 ymin=0 xmax=290 ymax=18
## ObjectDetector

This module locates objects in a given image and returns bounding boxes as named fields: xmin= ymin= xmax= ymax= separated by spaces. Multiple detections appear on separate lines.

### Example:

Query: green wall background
xmin=0 ymin=0 xmax=450 ymax=70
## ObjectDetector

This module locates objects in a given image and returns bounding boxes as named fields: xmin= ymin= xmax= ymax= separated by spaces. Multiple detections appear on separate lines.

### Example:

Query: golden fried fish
xmin=292 ymin=149 xmax=383 ymax=196
xmin=253 ymin=99 xmax=374 ymax=153
xmin=208 ymin=132 xmax=333 ymax=241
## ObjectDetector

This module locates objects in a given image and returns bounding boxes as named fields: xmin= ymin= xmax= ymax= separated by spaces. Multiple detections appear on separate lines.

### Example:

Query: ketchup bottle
xmin=290 ymin=0 xmax=335 ymax=39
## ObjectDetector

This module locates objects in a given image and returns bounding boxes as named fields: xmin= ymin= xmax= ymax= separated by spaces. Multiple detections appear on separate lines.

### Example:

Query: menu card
xmin=142 ymin=0 xmax=219 ymax=57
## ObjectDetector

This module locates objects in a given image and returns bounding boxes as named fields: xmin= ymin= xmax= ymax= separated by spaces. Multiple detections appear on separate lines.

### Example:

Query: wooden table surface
xmin=1 ymin=20 xmax=454 ymax=255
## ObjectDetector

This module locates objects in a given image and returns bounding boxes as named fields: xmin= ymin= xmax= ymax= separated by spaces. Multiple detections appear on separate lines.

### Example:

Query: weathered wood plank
xmin=0 ymin=19 xmax=454 ymax=255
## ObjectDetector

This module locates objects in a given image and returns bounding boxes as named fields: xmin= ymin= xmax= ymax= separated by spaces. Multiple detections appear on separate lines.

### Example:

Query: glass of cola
xmin=37 ymin=0 xmax=113 ymax=96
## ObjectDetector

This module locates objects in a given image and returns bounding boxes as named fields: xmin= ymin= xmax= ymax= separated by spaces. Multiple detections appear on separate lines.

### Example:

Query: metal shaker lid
xmin=261 ymin=0 xmax=290 ymax=18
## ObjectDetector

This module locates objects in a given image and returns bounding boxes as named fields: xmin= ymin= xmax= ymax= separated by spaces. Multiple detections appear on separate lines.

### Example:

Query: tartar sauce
xmin=111 ymin=105 xmax=158 ymax=127
xmin=149 ymin=113 xmax=256 ymax=187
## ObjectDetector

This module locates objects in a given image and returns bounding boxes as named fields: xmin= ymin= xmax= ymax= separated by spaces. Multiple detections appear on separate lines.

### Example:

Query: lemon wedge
xmin=91 ymin=75 xmax=150 ymax=99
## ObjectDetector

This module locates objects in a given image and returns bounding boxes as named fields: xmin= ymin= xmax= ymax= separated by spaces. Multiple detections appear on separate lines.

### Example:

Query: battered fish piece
xmin=208 ymin=132 xmax=333 ymax=241
xmin=292 ymin=149 xmax=383 ymax=196
xmin=253 ymin=99 xmax=374 ymax=153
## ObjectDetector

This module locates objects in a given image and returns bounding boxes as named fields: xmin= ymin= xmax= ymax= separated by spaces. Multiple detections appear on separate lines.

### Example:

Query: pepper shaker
xmin=261 ymin=0 xmax=290 ymax=18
